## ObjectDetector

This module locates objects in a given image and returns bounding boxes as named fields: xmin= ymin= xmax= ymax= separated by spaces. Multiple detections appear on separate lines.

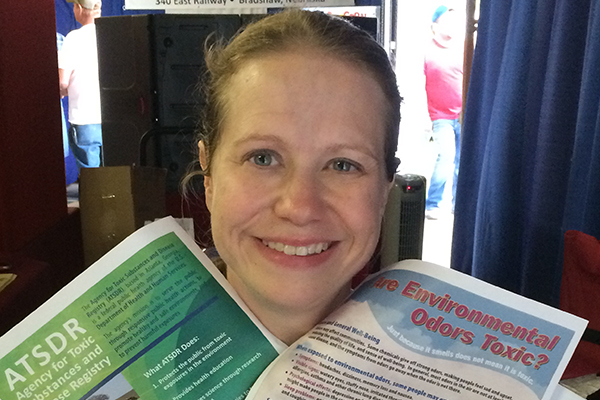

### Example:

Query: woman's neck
xmin=255 ymin=307 xmax=328 ymax=345
xmin=227 ymin=272 xmax=350 ymax=346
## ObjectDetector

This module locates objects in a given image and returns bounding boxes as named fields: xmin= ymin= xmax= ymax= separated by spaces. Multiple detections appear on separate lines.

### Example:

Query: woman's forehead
xmin=224 ymin=50 xmax=383 ymax=105
xmin=232 ymin=47 xmax=377 ymax=84
xmin=214 ymin=53 xmax=387 ymax=154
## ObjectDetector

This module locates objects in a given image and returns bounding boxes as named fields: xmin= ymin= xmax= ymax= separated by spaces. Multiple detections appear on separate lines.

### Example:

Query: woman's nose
xmin=273 ymin=171 xmax=325 ymax=226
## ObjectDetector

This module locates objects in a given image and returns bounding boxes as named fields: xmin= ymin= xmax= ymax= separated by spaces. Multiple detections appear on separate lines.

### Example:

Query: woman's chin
xmin=260 ymin=280 xmax=350 ymax=317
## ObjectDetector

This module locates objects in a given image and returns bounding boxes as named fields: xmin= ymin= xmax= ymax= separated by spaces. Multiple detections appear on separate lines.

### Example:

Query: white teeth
xmin=262 ymin=240 xmax=331 ymax=256
xmin=315 ymin=243 xmax=323 ymax=253
xmin=283 ymin=245 xmax=295 ymax=255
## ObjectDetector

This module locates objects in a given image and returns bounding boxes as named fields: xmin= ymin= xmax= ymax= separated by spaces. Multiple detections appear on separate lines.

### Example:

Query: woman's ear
xmin=379 ymin=174 xmax=396 ymax=221
xmin=198 ymin=140 xmax=208 ymax=170
xmin=198 ymin=141 xmax=213 ymax=212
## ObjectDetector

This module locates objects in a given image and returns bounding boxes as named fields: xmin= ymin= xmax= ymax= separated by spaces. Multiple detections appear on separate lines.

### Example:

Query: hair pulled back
xmin=196 ymin=9 xmax=401 ymax=181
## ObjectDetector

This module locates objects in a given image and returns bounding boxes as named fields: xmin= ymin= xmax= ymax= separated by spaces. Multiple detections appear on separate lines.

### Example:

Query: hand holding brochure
xmin=0 ymin=217 xmax=587 ymax=400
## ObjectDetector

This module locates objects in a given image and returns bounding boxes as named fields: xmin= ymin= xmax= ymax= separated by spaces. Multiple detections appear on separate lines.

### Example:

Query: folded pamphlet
xmin=0 ymin=217 xmax=587 ymax=400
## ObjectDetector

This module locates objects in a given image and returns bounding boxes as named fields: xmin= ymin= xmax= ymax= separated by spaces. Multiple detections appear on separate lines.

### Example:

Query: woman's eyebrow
xmin=231 ymin=133 xmax=285 ymax=147
xmin=326 ymin=143 xmax=380 ymax=162
xmin=230 ymin=134 xmax=381 ymax=162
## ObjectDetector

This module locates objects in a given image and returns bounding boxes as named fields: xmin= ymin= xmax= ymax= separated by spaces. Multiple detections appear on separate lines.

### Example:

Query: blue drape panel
xmin=564 ymin=4 xmax=600 ymax=236
xmin=452 ymin=0 xmax=600 ymax=307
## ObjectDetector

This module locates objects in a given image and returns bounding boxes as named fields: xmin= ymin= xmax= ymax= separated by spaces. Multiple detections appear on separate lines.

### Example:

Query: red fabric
xmin=0 ymin=0 xmax=67 ymax=253
xmin=424 ymin=39 xmax=463 ymax=121
xmin=560 ymin=230 xmax=600 ymax=379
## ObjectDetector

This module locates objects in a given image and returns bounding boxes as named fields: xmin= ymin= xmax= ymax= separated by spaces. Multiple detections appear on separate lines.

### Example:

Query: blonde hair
xmin=187 ymin=10 xmax=400 ymax=186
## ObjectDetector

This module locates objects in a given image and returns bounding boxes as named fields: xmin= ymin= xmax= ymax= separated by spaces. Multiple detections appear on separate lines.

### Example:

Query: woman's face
xmin=202 ymin=50 xmax=392 ymax=319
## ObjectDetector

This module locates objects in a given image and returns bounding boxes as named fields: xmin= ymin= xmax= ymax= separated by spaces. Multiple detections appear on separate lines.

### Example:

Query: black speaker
xmin=380 ymin=174 xmax=427 ymax=267
xmin=96 ymin=14 xmax=242 ymax=171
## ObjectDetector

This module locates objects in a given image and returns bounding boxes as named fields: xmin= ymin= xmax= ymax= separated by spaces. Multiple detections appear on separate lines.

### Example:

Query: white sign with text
xmin=125 ymin=0 xmax=354 ymax=10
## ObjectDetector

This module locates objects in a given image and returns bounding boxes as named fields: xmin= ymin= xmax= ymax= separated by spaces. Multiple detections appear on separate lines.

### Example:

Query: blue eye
xmin=331 ymin=159 xmax=358 ymax=172
xmin=249 ymin=151 xmax=276 ymax=167
xmin=252 ymin=154 xmax=272 ymax=166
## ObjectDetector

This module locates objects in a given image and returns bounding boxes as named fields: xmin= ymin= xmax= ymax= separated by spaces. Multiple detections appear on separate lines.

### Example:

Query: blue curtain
xmin=452 ymin=0 xmax=600 ymax=307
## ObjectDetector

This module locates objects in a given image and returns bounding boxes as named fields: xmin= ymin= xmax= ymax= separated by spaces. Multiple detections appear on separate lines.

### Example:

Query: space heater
xmin=379 ymin=174 xmax=427 ymax=268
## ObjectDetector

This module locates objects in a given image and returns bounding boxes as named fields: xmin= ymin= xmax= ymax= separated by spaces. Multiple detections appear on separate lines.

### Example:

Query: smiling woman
xmin=186 ymin=9 xmax=401 ymax=345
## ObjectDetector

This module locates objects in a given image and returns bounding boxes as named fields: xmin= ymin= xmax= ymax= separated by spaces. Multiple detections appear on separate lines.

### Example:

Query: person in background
xmin=56 ymin=32 xmax=70 ymax=160
xmin=58 ymin=0 xmax=103 ymax=173
xmin=424 ymin=5 xmax=464 ymax=220
xmin=187 ymin=9 xmax=401 ymax=345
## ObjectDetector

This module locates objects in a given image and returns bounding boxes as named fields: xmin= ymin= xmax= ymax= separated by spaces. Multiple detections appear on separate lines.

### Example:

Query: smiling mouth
xmin=261 ymin=240 xmax=331 ymax=256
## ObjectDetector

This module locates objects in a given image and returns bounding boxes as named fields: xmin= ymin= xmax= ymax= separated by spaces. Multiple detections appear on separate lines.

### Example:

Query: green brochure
xmin=0 ymin=217 xmax=281 ymax=400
